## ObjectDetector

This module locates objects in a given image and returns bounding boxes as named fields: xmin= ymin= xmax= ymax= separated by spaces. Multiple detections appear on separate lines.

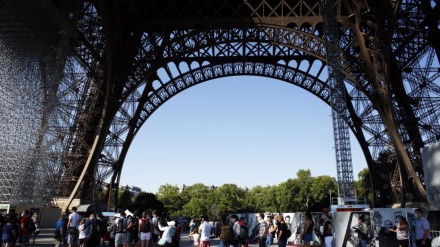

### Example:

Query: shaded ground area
xmin=31 ymin=229 xmax=267 ymax=247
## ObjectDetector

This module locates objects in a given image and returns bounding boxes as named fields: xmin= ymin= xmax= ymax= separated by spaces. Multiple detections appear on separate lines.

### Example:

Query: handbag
xmin=158 ymin=238 xmax=166 ymax=246
xmin=53 ymin=230 xmax=61 ymax=239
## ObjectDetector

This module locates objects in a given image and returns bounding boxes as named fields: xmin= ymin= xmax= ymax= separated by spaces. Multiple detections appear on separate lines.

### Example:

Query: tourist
xmin=414 ymin=208 xmax=432 ymax=247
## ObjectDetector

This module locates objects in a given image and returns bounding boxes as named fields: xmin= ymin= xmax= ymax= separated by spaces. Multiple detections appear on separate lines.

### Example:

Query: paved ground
xmin=31 ymin=229 xmax=265 ymax=247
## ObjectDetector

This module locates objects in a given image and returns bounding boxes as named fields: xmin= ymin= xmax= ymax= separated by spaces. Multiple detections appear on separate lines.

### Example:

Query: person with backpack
xmin=83 ymin=213 xmax=101 ymax=247
xmin=139 ymin=211 xmax=153 ymax=247
xmin=68 ymin=207 xmax=80 ymax=247
xmin=115 ymin=210 xmax=130 ymax=247
xmin=219 ymin=218 xmax=232 ymax=247
xmin=158 ymin=220 xmax=176 ymax=247
xmin=230 ymin=215 xmax=240 ymax=247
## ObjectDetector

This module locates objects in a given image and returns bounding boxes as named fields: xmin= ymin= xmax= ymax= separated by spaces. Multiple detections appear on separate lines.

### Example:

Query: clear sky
xmin=121 ymin=76 xmax=367 ymax=193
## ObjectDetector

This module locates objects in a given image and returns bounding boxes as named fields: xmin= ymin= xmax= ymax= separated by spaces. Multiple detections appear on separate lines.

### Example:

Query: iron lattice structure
xmin=0 ymin=0 xmax=439 ymax=207
xmin=321 ymin=0 xmax=354 ymax=197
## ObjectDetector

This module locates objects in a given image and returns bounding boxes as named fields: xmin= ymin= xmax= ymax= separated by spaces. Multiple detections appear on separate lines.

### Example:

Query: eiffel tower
xmin=0 ymin=0 xmax=439 ymax=208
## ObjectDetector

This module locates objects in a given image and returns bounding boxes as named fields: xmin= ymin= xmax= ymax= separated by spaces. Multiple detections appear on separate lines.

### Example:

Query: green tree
xmin=181 ymin=197 xmax=207 ymax=219
xmin=264 ymin=186 xmax=280 ymax=213
xmin=118 ymin=189 xmax=133 ymax=211
xmin=276 ymin=179 xmax=300 ymax=212
xmin=309 ymin=175 xmax=338 ymax=211
xmin=180 ymin=183 xmax=210 ymax=205
xmin=131 ymin=192 xmax=159 ymax=213
xmin=245 ymin=186 xmax=272 ymax=212
xmin=354 ymin=169 xmax=371 ymax=202
xmin=294 ymin=169 xmax=313 ymax=211
xmin=157 ymin=184 xmax=183 ymax=216
xmin=207 ymin=184 xmax=246 ymax=218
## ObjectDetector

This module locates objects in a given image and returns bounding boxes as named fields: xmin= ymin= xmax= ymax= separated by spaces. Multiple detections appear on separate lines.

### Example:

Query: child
xmin=188 ymin=229 xmax=200 ymax=247
xmin=78 ymin=218 xmax=86 ymax=247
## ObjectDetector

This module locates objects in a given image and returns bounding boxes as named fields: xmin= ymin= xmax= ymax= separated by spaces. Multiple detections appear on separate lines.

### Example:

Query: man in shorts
xmin=67 ymin=207 xmax=80 ymax=247
xmin=115 ymin=210 xmax=130 ymax=247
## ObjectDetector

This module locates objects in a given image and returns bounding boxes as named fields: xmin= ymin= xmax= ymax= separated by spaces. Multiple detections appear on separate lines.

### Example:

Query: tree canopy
xmin=110 ymin=168 xmax=398 ymax=218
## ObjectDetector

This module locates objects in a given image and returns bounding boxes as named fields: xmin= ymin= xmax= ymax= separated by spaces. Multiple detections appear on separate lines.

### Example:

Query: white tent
xmin=114 ymin=209 xmax=133 ymax=217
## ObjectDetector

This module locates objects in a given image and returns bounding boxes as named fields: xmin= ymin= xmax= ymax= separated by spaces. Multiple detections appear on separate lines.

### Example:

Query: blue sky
xmin=121 ymin=76 xmax=367 ymax=193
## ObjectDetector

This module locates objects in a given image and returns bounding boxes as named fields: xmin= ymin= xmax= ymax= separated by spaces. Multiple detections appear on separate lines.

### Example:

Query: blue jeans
xmin=359 ymin=238 xmax=367 ymax=247
xmin=266 ymin=234 xmax=273 ymax=246
xmin=220 ymin=240 xmax=230 ymax=247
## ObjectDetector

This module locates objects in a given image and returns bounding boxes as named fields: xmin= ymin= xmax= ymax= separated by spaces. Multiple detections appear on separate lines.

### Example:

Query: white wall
xmin=421 ymin=141 xmax=440 ymax=210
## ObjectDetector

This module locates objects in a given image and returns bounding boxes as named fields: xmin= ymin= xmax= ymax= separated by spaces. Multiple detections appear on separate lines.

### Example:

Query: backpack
xmin=141 ymin=218 xmax=151 ymax=233
xmin=27 ymin=218 xmax=36 ymax=233
xmin=98 ymin=219 xmax=107 ymax=237
xmin=220 ymin=225 xmax=232 ymax=241
xmin=285 ymin=229 xmax=292 ymax=239
xmin=168 ymin=226 xmax=176 ymax=239
xmin=86 ymin=219 xmax=101 ymax=239
xmin=117 ymin=218 xmax=128 ymax=233
xmin=239 ymin=226 xmax=248 ymax=240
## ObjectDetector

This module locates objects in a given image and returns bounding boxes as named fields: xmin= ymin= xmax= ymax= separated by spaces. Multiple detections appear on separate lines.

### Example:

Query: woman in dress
xmin=389 ymin=216 xmax=409 ymax=247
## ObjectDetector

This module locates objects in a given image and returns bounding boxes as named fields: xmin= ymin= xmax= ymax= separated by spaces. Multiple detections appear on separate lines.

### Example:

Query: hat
xmin=168 ymin=221 xmax=176 ymax=227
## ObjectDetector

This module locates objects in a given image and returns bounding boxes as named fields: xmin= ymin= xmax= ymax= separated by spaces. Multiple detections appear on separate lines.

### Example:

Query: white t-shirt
xmin=78 ymin=224 xmax=86 ymax=239
xmin=199 ymin=222 xmax=211 ymax=241
xmin=192 ymin=233 xmax=200 ymax=246
xmin=69 ymin=212 xmax=80 ymax=228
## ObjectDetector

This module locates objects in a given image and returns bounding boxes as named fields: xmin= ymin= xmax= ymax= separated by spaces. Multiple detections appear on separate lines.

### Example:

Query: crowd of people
xmin=1 ymin=207 xmax=433 ymax=247
xmin=52 ymin=207 xmax=184 ymax=247
xmin=185 ymin=208 xmax=432 ymax=247
xmin=0 ymin=210 xmax=40 ymax=247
